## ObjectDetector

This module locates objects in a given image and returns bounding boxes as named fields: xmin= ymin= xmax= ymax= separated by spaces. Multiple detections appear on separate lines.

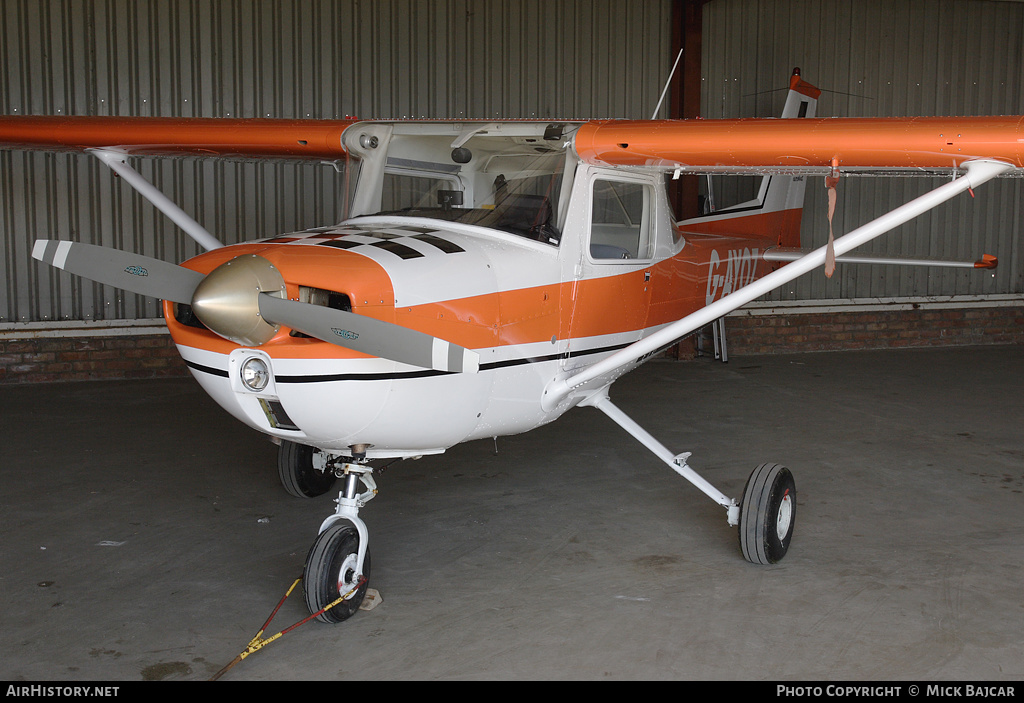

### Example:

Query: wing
xmin=0 ymin=116 xmax=357 ymax=160
xmin=573 ymin=116 xmax=1024 ymax=177
xmin=5 ymin=113 xmax=1021 ymax=174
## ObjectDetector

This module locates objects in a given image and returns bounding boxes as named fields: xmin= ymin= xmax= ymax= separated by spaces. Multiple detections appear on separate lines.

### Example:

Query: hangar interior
xmin=0 ymin=0 xmax=1022 ymax=682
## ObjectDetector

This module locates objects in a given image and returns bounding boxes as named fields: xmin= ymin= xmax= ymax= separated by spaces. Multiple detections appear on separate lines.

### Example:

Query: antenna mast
xmin=651 ymin=48 xmax=684 ymax=120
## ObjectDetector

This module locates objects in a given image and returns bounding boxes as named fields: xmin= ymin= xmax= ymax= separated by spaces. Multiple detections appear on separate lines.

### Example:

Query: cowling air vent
xmin=173 ymin=302 xmax=209 ymax=330
xmin=290 ymin=286 xmax=352 ymax=338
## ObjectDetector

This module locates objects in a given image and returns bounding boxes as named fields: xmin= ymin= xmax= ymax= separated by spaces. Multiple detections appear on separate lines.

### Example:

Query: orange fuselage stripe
xmin=680 ymin=208 xmax=804 ymax=247
xmin=165 ymin=234 xmax=777 ymax=360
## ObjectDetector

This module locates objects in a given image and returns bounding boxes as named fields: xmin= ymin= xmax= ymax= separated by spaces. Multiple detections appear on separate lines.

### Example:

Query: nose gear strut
xmin=303 ymin=455 xmax=377 ymax=623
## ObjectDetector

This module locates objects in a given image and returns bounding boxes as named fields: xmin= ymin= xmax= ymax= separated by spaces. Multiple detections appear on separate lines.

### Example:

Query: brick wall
xmin=722 ymin=305 xmax=1024 ymax=356
xmin=1 ymin=305 xmax=1022 ymax=383
xmin=0 ymin=334 xmax=188 ymax=384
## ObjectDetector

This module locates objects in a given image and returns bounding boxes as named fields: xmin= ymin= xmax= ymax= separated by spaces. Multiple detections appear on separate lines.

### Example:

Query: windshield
xmin=362 ymin=125 xmax=574 ymax=246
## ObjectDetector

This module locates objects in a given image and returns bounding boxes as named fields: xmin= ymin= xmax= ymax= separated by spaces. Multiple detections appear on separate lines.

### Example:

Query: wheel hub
xmin=776 ymin=489 xmax=793 ymax=540
xmin=336 ymin=553 xmax=359 ymax=599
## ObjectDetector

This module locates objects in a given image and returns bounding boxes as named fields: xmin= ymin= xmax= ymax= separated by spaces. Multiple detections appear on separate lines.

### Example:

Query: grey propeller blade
xmin=258 ymin=293 xmax=480 ymax=373
xmin=32 ymin=239 xmax=204 ymax=305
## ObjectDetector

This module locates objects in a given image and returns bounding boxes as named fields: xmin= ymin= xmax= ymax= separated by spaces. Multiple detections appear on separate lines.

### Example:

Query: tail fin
xmin=679 ymin=68 xmax=820 ymax=247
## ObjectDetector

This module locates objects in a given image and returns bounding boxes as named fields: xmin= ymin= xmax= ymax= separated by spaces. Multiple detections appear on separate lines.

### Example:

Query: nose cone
xmin=191 ymin=254 xmax=286 ymax=346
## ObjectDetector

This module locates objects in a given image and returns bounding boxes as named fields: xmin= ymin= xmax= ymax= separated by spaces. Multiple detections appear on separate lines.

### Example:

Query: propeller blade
xmin=32 ymin=239 xmax=204 ymax=305
xmin=257 ymin=293 xmax=480 ymax=373
xmin=31 ymin=241 xmax=480 ymax=374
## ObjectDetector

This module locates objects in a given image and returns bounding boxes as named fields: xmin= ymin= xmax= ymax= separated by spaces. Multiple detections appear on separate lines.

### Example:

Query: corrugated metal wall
xmin=702 ymin=0 xmax=1024 ymax=301
xmin=3 ymin=0 xmax=1022 ymax=326
xmin=0 ymin=0 xmax=674 ymax=324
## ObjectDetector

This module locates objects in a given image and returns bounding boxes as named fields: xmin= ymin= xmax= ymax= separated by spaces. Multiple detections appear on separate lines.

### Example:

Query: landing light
xmin=240 ymin=356 xmax=271 ymax=392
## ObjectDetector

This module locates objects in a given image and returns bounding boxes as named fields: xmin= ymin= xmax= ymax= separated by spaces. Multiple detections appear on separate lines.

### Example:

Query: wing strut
xmin=89 ymin=147 xmax=224 ymax=252
xmin=542 ymin=158 xmax=1012 ymax=410
xmin=580 ymin=388 xmax=740 ymax=524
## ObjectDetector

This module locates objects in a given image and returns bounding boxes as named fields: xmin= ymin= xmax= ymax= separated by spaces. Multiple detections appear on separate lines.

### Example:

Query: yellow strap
xmin=211 ymin=577 xmax=362 ymax=680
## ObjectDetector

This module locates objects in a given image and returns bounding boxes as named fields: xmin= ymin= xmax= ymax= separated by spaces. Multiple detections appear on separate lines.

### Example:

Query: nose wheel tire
xmin=278 ymin=440 xmax=336 ymax=498
xmin=303 ymin=523 xmax=371 ymax=624
xmin=738 ymin=463 xmax=795 ymax=565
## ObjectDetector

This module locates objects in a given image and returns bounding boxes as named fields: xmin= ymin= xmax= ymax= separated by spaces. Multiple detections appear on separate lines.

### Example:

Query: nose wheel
xmin=738 ymin=462 xmax=796 ymax=564
xmin=303 ymin=523 xmax=371 ymax=623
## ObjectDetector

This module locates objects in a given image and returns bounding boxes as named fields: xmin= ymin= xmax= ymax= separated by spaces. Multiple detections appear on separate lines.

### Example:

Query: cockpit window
xmin=589 ymin=179 xmax=653 ymax=261
xmin=365 ymin=128 xmax=571 ymax=246
xmin=474 ymin=187 xmax=559 ymax=242
xmin=381 ymin=172 xmax=460 ymax=211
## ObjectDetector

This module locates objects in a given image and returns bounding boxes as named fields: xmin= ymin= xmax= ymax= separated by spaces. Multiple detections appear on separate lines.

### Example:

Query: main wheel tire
xmin=303 ymin=523 xmax=371 ymax=624
xmin=278 ymin=440 xmax=336 ymax=498
xmin=738 ymin=462 xmax=795 ymax=565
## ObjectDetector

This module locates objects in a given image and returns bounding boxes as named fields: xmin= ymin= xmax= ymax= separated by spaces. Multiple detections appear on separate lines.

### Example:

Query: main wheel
xmin=303 ymin=523 xmax=371 ymax=624
xmin=738 ymin=463 xmax=795 ymax=565
xmin=278 ymin=440 xmax=336 ymax=498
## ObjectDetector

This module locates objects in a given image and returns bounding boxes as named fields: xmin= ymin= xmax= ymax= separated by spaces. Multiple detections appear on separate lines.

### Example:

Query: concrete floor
xmin=1 ymin=346 xmax=1022 ymax=681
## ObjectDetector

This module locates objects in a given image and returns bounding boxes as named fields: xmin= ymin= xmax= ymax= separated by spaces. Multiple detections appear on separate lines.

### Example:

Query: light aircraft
xmin=2 ymin=70 xmax=1021 ymax=623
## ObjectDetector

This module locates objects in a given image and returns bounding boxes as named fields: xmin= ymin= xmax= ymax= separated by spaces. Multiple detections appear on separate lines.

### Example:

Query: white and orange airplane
xmin=2 ymin=70 xmax=1021 ymax=622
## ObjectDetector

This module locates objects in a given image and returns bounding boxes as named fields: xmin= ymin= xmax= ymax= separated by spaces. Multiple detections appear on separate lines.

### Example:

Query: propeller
xmin=32 ymin=239 xmax=480 ymax=373
xmin=257 ymin=294 xmax=479 ymax=373
xmin=32 ymin=239 xmax=204 ymax=305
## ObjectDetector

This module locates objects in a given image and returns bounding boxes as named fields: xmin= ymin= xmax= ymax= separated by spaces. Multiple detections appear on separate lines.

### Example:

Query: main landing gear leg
xmin=303 ymin=453 xmax=377 ymax=623
xmin=580 ymin=388 xmax=795 ymax=564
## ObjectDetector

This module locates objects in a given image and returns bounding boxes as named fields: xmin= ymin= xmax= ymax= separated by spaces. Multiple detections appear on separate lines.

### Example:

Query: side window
xmin=589 ymin=179 xmax=652 ymax=261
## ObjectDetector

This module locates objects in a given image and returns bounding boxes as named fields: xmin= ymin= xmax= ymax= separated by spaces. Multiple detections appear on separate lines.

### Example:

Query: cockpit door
xmin=560 ymin=171 xmax=655 ymax=372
